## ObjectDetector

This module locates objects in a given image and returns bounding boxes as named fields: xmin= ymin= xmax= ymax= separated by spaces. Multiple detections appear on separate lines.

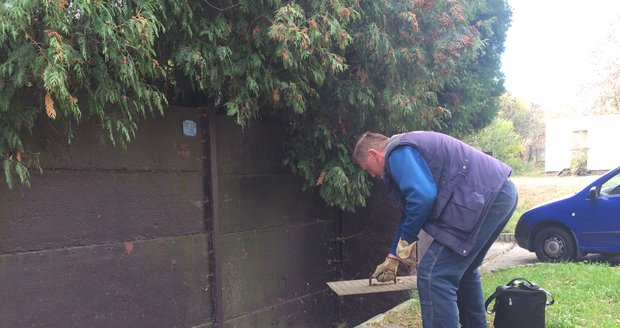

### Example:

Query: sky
xmin=501 ymin=0 xmax=620 ymax=109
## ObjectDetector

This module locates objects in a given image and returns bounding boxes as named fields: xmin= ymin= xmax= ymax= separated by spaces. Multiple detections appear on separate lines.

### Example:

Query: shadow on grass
xmin=580 ymin=253 xmax=620 ymax=267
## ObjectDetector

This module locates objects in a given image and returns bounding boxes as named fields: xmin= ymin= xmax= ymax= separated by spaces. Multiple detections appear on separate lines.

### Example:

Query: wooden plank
xmin=326 ymin=276 xmax=417 ymax=296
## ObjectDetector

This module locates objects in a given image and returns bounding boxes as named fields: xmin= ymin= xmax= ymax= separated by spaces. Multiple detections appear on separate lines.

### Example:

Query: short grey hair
xmin=353 ymin=132 xmax=388 ymax=163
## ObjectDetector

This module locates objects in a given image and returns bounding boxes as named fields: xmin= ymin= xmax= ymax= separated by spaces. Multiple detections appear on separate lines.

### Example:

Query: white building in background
xmin=545 ymin=114 xmax=620 ymax=172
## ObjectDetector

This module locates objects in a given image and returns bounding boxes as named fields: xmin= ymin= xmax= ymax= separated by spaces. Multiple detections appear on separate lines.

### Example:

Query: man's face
xmin=359 ymin=149 xmax=385 ymax=178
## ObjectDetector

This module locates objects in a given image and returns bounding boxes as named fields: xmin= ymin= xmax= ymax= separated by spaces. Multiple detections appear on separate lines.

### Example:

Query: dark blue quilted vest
xmin=383 ymin=131 xmax=512 ymax=256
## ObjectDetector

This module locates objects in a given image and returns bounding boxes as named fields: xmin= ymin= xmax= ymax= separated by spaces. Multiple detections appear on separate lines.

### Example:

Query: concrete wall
xmin=0 ymin=106 xmax=213 ymax=327
xmin=546 ymin=115 xmax=620 ymax=172
xmin=213 ymin=116 xmax=339 ymax=327
xmin=0 ymin=108 xmax=341 ymax=328
xmin=340 ymin=182 xmax=412 ymax=325
xmin=2 ymin=102 xmax=411 ymax=327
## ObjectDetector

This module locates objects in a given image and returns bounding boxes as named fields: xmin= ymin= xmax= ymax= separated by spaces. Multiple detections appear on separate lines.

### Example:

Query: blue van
xmin=515 ymin=166 xmax=620 ymax=262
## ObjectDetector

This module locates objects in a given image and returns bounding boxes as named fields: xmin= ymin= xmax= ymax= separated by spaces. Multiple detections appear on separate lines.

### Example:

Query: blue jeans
xmin=417 ymin=179 xmax=518 ymax=328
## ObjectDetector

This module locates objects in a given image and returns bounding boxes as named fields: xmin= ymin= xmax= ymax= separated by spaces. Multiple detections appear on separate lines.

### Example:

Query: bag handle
xmin=506 ymin=277 xmax=533 ymax=287
xmin=542 ymin=288 xmax=555 ymax=306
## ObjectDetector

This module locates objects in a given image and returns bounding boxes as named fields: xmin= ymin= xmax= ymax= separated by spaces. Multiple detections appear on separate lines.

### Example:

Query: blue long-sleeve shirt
xmin=386 ymin=146 xmax=437 ymax=255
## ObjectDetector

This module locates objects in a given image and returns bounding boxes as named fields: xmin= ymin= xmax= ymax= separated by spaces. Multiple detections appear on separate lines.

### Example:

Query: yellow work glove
xmin=396 ymin=239 xmax=417 ymax=267
xmin=371 ymin=257 xmax=399 ymax=283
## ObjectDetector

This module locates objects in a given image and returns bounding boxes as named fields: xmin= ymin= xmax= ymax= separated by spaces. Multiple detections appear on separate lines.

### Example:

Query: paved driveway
xmin=481 ymin=241 xmax=538 ymax=271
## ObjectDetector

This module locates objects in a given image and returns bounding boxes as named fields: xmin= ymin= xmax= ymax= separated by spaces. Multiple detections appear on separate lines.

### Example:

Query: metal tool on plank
xmin=326 ymin=275 xmax=417 ymax=296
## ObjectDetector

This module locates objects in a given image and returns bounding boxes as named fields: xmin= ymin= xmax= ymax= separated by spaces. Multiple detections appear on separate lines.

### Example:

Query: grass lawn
xmin=369 ymin=261 xmax=620 ymax=327
xmin=503 ymin=175 xmax=601 ymax=233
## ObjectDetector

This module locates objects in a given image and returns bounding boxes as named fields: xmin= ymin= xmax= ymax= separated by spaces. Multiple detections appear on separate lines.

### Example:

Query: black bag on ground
xmin=484 ymin=277 xmax=554 ymax=328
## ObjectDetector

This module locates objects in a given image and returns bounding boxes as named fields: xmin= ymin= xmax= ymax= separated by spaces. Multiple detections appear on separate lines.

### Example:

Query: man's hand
xmin=371 ymin=257 xmax=399 ymax=283
xmin=370 ymin=239 xmax=419 ymax=284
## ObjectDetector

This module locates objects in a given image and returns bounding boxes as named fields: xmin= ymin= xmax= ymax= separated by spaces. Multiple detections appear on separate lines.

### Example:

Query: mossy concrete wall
xmin=340 ymin=182 xmax=412 ymax=325
xmin=0 ymin=106 xmax=213 ymax=327
xmin=0 ymin=108 xmax=339 ymax=327
xmin=213 ymin=116 xmax=338 ymax=327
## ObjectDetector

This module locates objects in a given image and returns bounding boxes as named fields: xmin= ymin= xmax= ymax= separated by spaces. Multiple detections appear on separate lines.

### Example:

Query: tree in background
xmin=578 ymin=19 xmax=620 ymax=116
xmin=1 ymin=0 xmax=512 ymax=211
xmin=498 ymin=94 xmax=545 ymax=163
xmin=589 ymin=32 xmax=620 ymax=115
xmin=465 ymin=93 xmax=545 ymax=173
xmin=465 ymin=117 xmax=524 ymax=172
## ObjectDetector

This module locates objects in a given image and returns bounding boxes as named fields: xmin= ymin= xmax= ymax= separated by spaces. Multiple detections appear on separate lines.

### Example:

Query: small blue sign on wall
xmin=182 ymin=120 xmax=197 ymax=137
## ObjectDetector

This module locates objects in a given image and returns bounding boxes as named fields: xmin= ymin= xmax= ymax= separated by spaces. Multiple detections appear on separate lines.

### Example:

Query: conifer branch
xmin=27 ymin=34 xmax=44 ymax=53
xmin=202 ymin=0 xmax=241 ymax=11
xmin=246 ymin=15 xmax=273 ymax=39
